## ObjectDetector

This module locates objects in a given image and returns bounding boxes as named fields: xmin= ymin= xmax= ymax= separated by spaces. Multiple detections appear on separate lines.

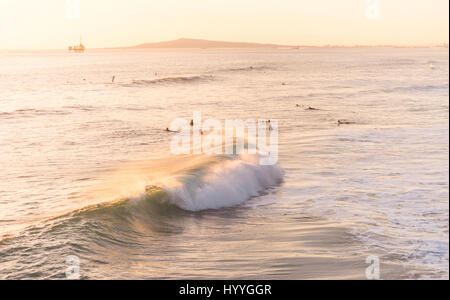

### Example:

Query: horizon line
xmin=1 ymin=37 xmax=448 ymax=51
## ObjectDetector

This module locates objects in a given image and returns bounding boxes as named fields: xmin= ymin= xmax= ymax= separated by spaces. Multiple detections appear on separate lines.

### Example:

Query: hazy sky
xmin=0 ymin=0 xmax=448 ymax=49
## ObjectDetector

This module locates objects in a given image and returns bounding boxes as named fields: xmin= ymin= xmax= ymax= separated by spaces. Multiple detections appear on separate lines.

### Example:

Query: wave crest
xmin=129 ymin=75 xmax=212 ymax=86
xmin=162 ymin=154 xmax=283 ymax=211
xmin=86 ymin=153 xmax=283 ymax=213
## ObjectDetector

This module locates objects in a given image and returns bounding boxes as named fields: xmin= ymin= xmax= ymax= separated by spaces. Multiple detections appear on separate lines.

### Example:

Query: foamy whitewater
xmin=163 ymin=155 xmax=282 ymax=211
xmin=0 ymin=48 xmax=448 ymax=279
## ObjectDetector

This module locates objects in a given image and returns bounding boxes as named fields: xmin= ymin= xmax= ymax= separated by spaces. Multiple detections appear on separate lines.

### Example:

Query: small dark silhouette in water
xmin=282 ymin=82 xmax=286 ymax=86
xmin=165 ymin=127 xmax=180 ymax=133
xmin=306 ymin=106 xmax=319 ymax=111
xmin=337 ymin=119 xmax=356 ymax=126
xmin=112 ymin=76 xmax=115 ymax=83
xmin=266 ymin=120 xmax=273 ymax=131
xmin=250 ymin=66 xmax=253 ymax=70
xmin=190 ymin=120 xmax=194 ymax=126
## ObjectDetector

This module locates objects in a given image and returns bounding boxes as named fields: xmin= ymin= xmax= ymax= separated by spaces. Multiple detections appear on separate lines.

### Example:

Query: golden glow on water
xmin=0 ymin=48 xmax=448 ymax=279
xmin=86 ymin=154 xmax=218 ymax=205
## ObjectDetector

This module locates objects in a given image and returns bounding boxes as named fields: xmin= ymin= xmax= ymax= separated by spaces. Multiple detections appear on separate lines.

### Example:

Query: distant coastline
xmin=128 ymin=38 xmax=293 ymax=49
xmin=117 ymin=38 xmax=450 ymax=50
xmin=0 ymin=38 xmax=448 ymax=52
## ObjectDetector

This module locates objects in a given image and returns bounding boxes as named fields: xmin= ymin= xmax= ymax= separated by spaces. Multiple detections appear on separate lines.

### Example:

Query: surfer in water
xmin=165 ymin=127 xmax=180 ymax=133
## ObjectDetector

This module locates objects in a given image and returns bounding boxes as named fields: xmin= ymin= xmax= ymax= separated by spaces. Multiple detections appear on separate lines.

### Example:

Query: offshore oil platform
xmin=68 ymin=37 xmax=85 ymax=53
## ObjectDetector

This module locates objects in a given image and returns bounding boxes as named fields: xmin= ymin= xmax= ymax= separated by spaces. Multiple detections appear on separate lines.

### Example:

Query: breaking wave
xmin=128 ymin=75 xmax=213 ymax=86
xmin=86 ymin=153 xmax=283 ymax=213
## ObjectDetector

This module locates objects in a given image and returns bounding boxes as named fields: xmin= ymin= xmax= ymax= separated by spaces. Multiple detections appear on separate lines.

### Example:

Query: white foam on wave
xmin=130 ymin=74 xmax=212 ymax=85
xmin=161 ymin=154 xmax=283 ymax=211
xmin=86 ymin=153 xmax=283 ymax=212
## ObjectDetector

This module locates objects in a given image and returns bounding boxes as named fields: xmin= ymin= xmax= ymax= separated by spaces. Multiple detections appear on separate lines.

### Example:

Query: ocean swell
xmin=161 ymin=154 xmax=283 ymax=211
xmin=80 ymin=153 xmax=283 ymax=217
xmin=129 ymin=74 xmax=213 ymax=86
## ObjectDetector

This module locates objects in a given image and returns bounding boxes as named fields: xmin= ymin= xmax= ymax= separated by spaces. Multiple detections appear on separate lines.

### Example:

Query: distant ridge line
xmin=129 ymin=38 xmax=294 ymax=49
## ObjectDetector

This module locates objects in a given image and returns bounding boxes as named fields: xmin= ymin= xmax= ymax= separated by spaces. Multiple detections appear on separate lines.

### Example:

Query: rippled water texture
xmin=0 ymin=48 xmax=448 ymax=279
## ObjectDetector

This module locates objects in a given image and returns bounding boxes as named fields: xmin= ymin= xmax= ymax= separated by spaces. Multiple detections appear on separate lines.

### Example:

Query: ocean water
xmin=0 ymin=48 xmax=448 ymax=279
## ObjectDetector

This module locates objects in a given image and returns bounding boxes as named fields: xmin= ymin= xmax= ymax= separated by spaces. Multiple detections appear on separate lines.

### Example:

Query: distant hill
xmin=131 ymin=38 xmax=293 ymax=49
